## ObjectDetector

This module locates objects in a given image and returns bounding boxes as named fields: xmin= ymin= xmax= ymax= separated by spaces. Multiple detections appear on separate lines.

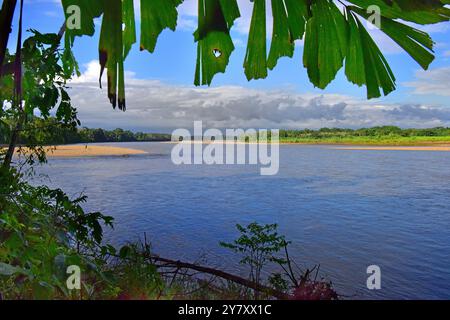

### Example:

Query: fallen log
xmin=149 ymin=255 xmax=290 ymax=300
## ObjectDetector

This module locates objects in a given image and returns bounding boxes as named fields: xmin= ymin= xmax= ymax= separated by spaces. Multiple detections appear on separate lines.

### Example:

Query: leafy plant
xmin=1 ymin=29 xmax=79 ymax=168
xmin=110 ymin=242 xmax=168 ymax=300
xmin=220 ymin=222 xmax=339 ymax=300
xmin=220 ymin=222 xmax=289 ymax=297
xmin=0 ymin=167 xmax=114 ymax=299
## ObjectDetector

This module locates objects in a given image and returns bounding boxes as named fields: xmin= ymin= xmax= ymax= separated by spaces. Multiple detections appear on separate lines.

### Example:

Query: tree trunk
xmin=0 ymin=0 xmax=17 ymax=78
xmin=2 ymin=119 xmax=22 ymax=168
xmin=1 ymin=0 xmax=23 ymax=169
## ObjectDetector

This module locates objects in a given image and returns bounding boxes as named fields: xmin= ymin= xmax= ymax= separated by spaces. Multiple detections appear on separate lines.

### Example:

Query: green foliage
xmin=268 ymin=272 xmax=289 ymax=292
xmin=350 ymin=5 xmax=435 ymax=70
xmin=12 ymin=30 xmax=78 ymax=126
xmin=244 ymin=0 xmax=267 ymax=80
xmin=1 ymin=30 xmax=79 ymax=166
xmin=110 ymin=242 xmax=168 ymax=300
xmin=98 ymin=0 xmax=127 ymax=110
xmin=345 ymin=9 xmax=396 ymax=98
xmin=0 ymin=168 xmax=172 ymax=300
xmin=194 ymin=0 xmax=240 ymax=85
xmin=304 ymin=0 xmax=348 ymax=89
xmin=0 ymin=117 xmax=171 ymax=146
xmin=219 ymin=222 xmax=338 ymax=299
xmin=54 ymin=0 xmax=450 ymax=107
xmin=280 ymin=126 xmax=450 ymax=142
xmin=220 ymin=222 xmax=289 ymax=295
xmin=78 ymin=127 xmax=169 ymax=144
xmin=140 ymin=0 xmax=181 ymax=53
xmin=267 ymin=0 xmax=308 ymax=71
xmin=62 ymin=0 xmax=184 ymax=110
xmin=0 ymin=167 xmax=114 ymax=299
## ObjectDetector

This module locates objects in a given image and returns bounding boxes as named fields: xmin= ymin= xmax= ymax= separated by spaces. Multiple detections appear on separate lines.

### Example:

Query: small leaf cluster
xmin=220 ymin=222 xmax=290 ymax=294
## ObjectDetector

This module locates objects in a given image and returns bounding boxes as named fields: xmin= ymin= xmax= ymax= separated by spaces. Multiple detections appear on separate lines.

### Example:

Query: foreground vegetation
xmin=0 ymin=165 xmax=337 ymax=300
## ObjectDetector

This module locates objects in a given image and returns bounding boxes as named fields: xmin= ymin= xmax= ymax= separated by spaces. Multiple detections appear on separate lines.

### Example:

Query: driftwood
xmin=149 ymin=255 xmax=290 ymax=300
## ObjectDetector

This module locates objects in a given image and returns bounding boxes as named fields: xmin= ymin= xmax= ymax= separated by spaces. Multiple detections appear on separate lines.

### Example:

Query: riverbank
xmin=6 ymin=140 xmax=450 ymax=159
xmin=166 ymin=139 xmax=450 ymax=151
xmin=279 ymin=136 xmax=450 ymax=146
xmin=331 ymin=145 xmax=450 ymax=151
xmin=9 ymin=145 xmax=148 ymax=158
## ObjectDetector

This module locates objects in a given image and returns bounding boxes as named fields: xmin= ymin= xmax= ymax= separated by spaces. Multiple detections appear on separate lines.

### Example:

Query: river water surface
xmin=34 ymin=142 xmax=450 ymax=299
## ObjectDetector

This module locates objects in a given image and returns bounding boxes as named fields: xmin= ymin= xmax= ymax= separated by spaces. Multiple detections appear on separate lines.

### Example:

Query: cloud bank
xmin=67 ymin=61 xmax=450 ymax=132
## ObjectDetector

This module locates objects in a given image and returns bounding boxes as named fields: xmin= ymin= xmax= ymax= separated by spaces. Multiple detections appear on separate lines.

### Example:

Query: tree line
xmin=0 ymin=117 xmax=171 ymax=146
xmin=279 ymin=126 xmax=450 ymax=139
xmin=3 ymin=120 xmax=450 ymax=146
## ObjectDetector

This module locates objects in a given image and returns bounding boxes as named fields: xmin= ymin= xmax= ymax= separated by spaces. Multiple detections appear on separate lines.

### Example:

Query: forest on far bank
xmin=2 ymin=117 xmax=450 ymax=146
xmin=278 ymin=126 xmax=450 ymax=145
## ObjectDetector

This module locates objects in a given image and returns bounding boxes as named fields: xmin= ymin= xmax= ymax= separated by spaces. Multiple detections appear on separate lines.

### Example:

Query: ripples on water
xmin=35 ymin=142 xmax=450 ymax=299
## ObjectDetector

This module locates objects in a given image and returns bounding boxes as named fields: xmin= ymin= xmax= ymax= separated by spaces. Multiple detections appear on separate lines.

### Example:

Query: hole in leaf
xmin=212 ymin=48 xmax=222 ymax=58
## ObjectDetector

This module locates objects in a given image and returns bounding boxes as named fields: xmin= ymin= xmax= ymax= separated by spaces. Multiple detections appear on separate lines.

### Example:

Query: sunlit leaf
xmin=345 ymin=10 xmax=396 ymax=99
xmin=303 ymin=0 xmax=348 ymax=89
xmin=122 ymin=0 xmax=136 ymax=59
xmin=267 ymin=0 xmax=293 ymax=70
xmin=50 ymin=0 xmax=449 ymax=103
xmin=61 ymin=0 xmax=103 ymax=44
xmin=244 ymin=0 xmax=267 ymax=80
xmin=99 ymin=0 xmax=125 ymax=110
xmin=140 ymin=0 xmax=182 ymax=53
xmin=267 ymin=0 xmax=309 ymax=70
xmin=194 ymin=0 xmax=240 ymax=86
xmin=348 ymin=0 xmax=450 ymax=24
xmin=350 ymin=5 xmax=435 ymax=70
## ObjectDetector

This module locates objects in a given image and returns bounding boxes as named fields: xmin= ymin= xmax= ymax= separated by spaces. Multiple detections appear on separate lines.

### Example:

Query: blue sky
xmin=7 ymin=0 xmax=450 ymax=132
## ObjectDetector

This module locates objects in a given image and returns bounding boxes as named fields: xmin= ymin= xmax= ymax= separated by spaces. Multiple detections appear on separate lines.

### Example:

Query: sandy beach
xmin=166 ymin=140 xmax=450 ymax=151
xmin=6 ymin=143 xmax=450 ymax=160
xmin=11 ymin=145 xmax=148 ymax=158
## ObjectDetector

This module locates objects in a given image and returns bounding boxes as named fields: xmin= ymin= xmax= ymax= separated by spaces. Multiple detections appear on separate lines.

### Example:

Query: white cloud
xmin=71 ymin=60 xmax=136 ymax=86
xmin=405 ymin=67 xmax=450 ymax=97
xmin=67 ymin=61 xmax=450 ymax=132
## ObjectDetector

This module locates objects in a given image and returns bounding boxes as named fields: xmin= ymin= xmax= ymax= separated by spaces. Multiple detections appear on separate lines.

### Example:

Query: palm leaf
xmin=194 ymin=0 xmax=240 ymax=86
xmin=345 ymin=9 xmax=396 ymax=99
